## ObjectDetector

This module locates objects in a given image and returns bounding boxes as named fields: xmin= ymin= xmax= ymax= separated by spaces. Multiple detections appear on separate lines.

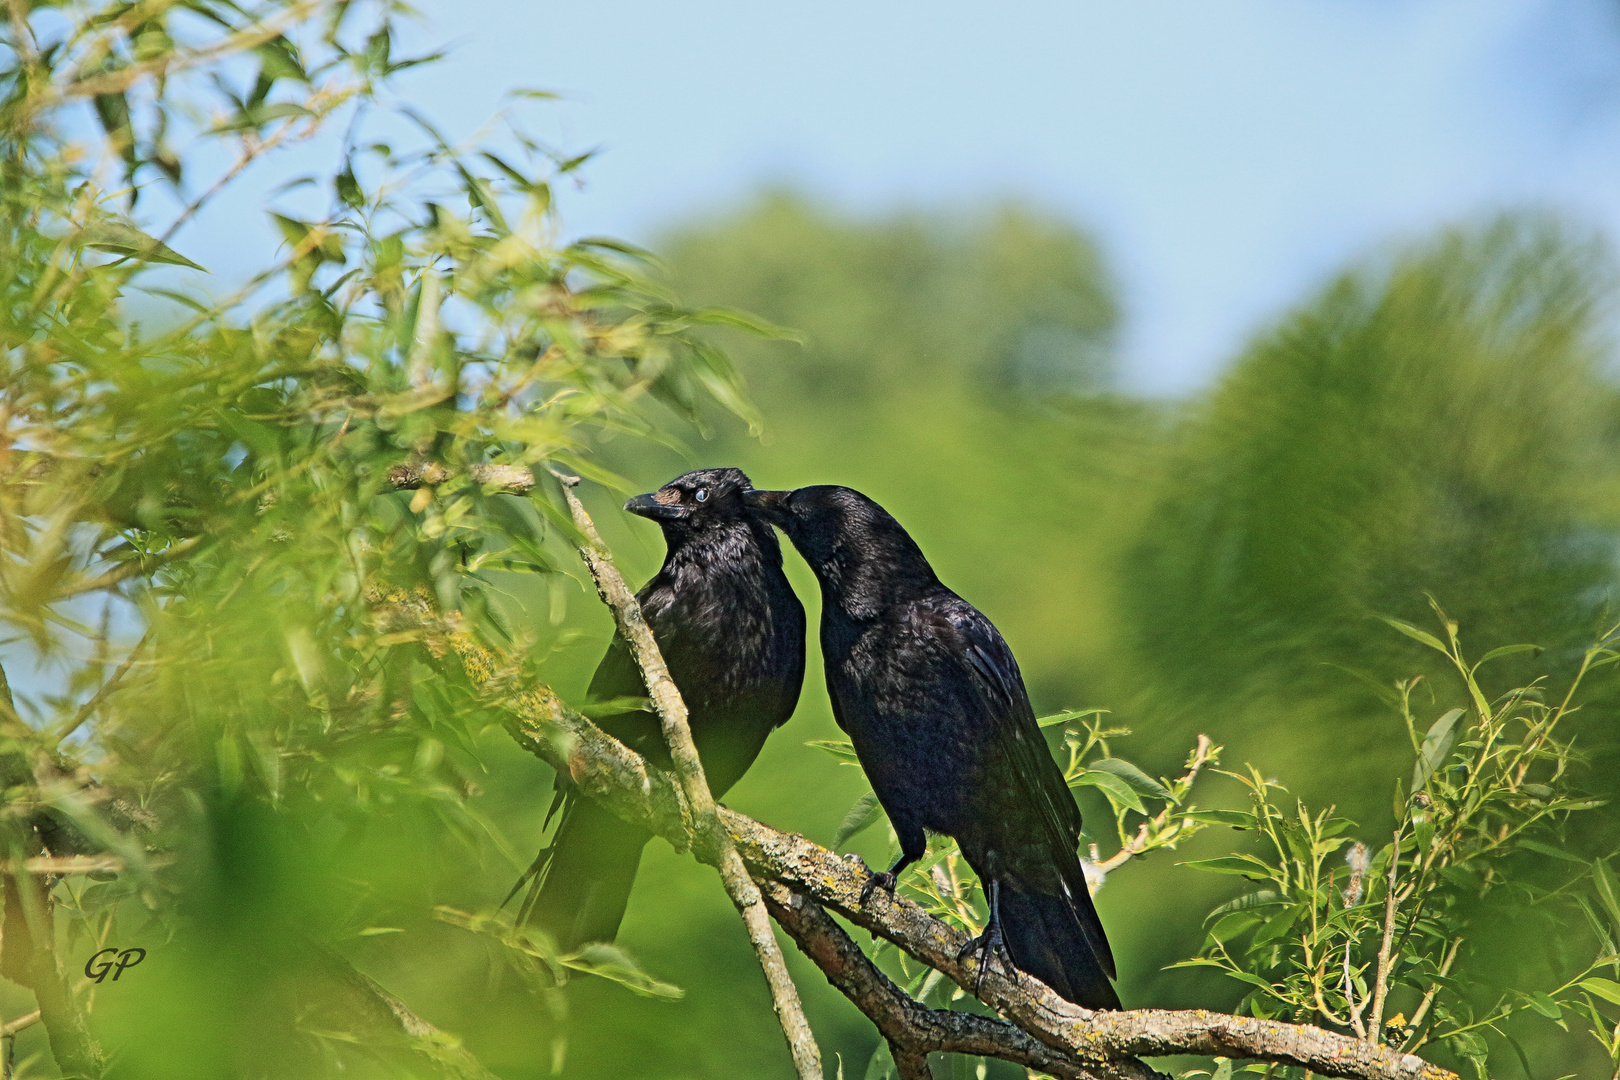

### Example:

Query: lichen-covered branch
xmin=373 ymin=480 xmax=1460 ymax=1080
xmin=727 ymin=816 xmax=1455 ymax=1080
xmin=385 ymin=461 xmax=536 ymax=495
xmin=545 ymin=471 xmax=823 ymax=1080
xmin=413 ymin=594 xmax=1457 ymax=1080
xmin=761 ymin=882 xmax=1168 ymax=1080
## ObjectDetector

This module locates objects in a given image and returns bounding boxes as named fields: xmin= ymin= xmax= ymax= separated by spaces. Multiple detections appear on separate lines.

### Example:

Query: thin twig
xmin=157 ymin=112 xmax=324 ymax=247
xmin=1400 ymin=938 xmax=1461 ymax=1052
xmin=387 ymin=461 xmax=534 ymax=495
xmin=546 ymin=471 xmax=822 ymax=1080
xmin=55 ymin=1 xmax=329 ymax=102
xmin=1094 ymin=733 xmax=1213 ymax=875
xmin=1367 ymin=830 xmax=1402 ymax=1039
xmin=51 ymin=629 xmax=150 ymax=747
xmin=1344 ymin=938 xmax=1366 ymax=1039
xmin=5 ymin=0 xmax=35 ymax=67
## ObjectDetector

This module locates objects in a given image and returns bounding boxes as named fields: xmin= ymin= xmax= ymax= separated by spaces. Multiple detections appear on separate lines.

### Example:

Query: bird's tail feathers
xmin=999 ymin=863 xmax=1120 ymax=1010
xmin=515 ymin=795 xmax=652 ymax=952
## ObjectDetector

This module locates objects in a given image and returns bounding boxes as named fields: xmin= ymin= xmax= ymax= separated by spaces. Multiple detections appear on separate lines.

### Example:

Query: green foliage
xmin=5 ymin=7 xmax=1620 ymax=1076
xmin=1177 ymin=610 xmax=1620 ymax=1078
xmin=660 ymin=190 xmax=1120 ymax=405
xmin=0 ymin=2 xmax=765 ymax=1075
xmin=634 ymin=197 xmax=1620 ymax=1077
xmin=1125 ymin=217 xmax=1620 ymax=761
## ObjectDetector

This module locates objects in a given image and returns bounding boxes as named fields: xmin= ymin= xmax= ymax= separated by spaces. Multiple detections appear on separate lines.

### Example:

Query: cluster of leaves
xmin=0 ymin=0 xmax=773 ymax=1073
xmin=1177 ymin=608 xmax=1620 ymax=1078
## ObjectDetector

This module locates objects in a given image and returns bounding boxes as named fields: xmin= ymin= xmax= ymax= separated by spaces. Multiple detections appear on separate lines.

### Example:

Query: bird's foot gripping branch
xmin=394 ymin=476 xmax=1483 ymax=1080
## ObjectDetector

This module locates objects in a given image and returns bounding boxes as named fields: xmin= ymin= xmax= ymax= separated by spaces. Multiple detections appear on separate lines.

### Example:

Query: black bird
xmin=744 ymin=484 xmax=1120 ymax=1009
xmin=515 ymin=468 xmax=806 ymax=949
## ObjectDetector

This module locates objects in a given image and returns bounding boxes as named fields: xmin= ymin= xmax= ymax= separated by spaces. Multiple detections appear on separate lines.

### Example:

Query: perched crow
xmin=515 ymin=468 xmax=806 ymax=949
xmin=745 ymin=485 xmax=1119 ymax=1009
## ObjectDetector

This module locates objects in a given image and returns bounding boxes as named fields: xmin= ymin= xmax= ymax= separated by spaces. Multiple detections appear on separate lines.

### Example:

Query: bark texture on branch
xmin=390 ymin=587 xmax=1458 ymax=1080
xmin=385 ymin=461 xmax=536 ymax=495
xmin=546 ymin=471 xmax=823 ymax=1080
xmin=729 ymin=814 xmax=1456 ymax=1080
xmin=762 ymin=882 xmax=1168 ymax=1080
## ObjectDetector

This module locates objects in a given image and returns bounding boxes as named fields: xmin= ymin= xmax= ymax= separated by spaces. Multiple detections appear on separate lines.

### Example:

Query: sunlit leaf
xmin=77 ymin=222 xmax=206 ymax=270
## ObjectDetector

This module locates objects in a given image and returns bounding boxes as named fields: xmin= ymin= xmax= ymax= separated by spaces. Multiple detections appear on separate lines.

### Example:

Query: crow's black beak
xmin=741 ymin=489 xmax=790 ymax=521
xmin=625 ymin=492 xmax=683 ymax=521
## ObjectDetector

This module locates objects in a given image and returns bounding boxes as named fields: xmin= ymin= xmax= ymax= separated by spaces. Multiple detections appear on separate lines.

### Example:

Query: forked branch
xmin=545 ymin=471 xmax=823 ymax=1080
xmin=377 ymin=472 xmax=1461 ymax=1080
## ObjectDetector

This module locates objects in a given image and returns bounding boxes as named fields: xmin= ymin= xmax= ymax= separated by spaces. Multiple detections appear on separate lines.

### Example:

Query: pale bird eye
xmin=694 ymin=488 xmax=709 ymax=502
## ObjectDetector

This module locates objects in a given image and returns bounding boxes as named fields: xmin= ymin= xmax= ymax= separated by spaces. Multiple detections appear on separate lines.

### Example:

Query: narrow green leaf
xmin=77 ymin=222 xmax=207 ymax=271
xmin=1037 ymin=707 xmax=1107 ymax=728
xmin=807 ymin=738 xmax=860 ymax=765
xmin=1581 ymin=978 xmax=1620 ymax=1006
xmin=1250 ymin=903 xmax=1303 ymax=947
xmin=1179 ymin=856 xmax=1274 ymax=880
xmin=1379 ymin=615 xmax=1449 ymax=655
xmin=835 ymin=791 xmax=885 ymax=849
xmin=1515 ymin=839 xmax=1585 ymax=864
xmin=1477 ymin=642 xmax=1542 ymax=665
xmin=1089 ymin=757 xmax=1174 ymax=801
xmin=1412 ymin=707 xmax=1463 ymax=790
xmin=1181 ymin=809 xmax=1253 ymax=829
xmin=1526 ymin=991 xmax=1562 ymax=1019
xmin=564 ymin=942 xmax=684 ymax=1000
xmin=1072 ymin=769 xmax=1145 ymax=814
xmin=1205 ymin=889 xmax=1280 ymax=919
xmin=1594 ymin=861 xmax=1620 ymax=936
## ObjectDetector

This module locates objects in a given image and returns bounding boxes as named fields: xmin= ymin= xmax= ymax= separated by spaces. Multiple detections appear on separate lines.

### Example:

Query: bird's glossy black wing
xmin=939 ymin=597 xmax=1081 ymax=840
xmin=937 ymin=595 xmax=1117 ymax=983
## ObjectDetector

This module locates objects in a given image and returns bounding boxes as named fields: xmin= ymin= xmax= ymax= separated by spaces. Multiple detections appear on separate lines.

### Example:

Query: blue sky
xmin=176 ymin=0 xmax=1620 ymax=394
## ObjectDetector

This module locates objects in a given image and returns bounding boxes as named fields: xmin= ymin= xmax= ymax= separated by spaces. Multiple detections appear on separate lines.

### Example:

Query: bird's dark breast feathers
xmin=630 ymin=532 xmax=806 ymax=794
xmin=824 ymin=601 xmax=1000 ymax=834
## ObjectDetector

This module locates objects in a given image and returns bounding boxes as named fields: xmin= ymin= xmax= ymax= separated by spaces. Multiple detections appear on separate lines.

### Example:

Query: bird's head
xmin=743 ymin=485 xmax=933 ymax=597
xmin=624 ymin=467 xmax=757 ymax=538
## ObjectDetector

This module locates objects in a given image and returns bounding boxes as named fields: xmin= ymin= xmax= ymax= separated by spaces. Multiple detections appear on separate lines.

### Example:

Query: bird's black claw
xmin=860 ymin=870 xmax=897 ymax=906
xmin=957 ymin=923 xmax=1014 ymax=997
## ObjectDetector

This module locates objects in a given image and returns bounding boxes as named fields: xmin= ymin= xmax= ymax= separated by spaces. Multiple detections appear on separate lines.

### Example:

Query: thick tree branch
xmin=762 ymin=882 xmax=1168 ymax=1080
xmin=386 ymin=461 xmax=536 ymax=495
xmin=370 ymin=477 xmax=1461 ymax=1080
xmin=399 ymin=595 xmax=1457 ymax=1080
xmin=545 ymin=471 xmax=822 ymax=1080
xmin=731 ymin=818 xmax=1455 ymax=1080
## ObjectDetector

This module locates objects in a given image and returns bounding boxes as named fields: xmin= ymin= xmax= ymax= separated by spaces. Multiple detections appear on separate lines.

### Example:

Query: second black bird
xmin=517 ymin=468 xmax=806 ymax=949
xmin=745 ymin=484 xmax=1120 ymax=1009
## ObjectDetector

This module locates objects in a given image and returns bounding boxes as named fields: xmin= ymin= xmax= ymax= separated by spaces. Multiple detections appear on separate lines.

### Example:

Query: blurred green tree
xmin=661 ymin=190 xmax=1120 ymax=404
xmin=1122 ymin=217 xmax=1620 ymax=813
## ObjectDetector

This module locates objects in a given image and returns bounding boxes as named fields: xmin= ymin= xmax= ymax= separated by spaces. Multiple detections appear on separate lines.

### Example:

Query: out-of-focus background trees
xmin=8 ymin=1 xmax=1620 ymax=1078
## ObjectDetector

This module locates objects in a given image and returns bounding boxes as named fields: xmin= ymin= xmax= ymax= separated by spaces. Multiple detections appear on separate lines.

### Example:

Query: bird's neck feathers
xmin=813 ymin=533 xmax=940 ymax=622
xmin=660 ymin=515 xmax=782 ymax=578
